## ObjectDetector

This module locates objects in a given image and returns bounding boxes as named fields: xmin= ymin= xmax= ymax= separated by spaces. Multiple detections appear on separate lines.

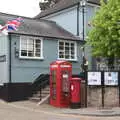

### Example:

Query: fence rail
xmin=89 ymin=65 xmax=120 ymax=71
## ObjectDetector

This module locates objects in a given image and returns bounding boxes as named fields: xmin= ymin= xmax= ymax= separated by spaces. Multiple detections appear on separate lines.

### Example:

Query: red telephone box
xmin=50 ymin=60 xmax=72 ymax=107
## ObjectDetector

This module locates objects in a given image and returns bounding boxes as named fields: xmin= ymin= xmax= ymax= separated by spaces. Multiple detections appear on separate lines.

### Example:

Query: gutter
xmin=10 ymin=32 xmax=83 ymax=41
xmin=88 ymin=1 xmax=100 ymax=6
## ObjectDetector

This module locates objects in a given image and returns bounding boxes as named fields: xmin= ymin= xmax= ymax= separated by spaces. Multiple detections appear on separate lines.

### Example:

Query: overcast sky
xmin=0 ymin=0 xmax=41 ymax=18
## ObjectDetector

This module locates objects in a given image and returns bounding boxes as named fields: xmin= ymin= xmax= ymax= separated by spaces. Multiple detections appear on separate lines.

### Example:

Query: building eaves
xmin=0 ymin=12 xmax=81 ymax=41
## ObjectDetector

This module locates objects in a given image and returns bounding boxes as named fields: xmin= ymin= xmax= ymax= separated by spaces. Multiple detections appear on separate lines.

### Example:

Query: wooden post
xmin=101 ymin=71 xmax=104 ymax=108
xmin=85 ymin=71 xmax=87 ymax=107
xmin=118 ymin=71 xmax=120 ymax=107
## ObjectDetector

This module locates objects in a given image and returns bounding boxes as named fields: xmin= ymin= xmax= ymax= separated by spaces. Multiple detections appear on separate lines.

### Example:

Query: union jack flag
xmin=6 ymin=17 xmax=23 ymax=31
xmin=0 ymin=17 xmax=23 ymax=35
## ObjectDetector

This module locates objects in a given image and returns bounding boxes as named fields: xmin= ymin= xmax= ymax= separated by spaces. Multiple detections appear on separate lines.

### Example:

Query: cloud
xmin=0 ymin=0 xmax=40 ymax=17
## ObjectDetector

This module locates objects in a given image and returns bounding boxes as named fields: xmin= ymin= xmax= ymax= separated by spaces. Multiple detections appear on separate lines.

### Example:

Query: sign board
xmin=88 ymin=72 xmax=101 ymax=85
xmin=104 ymin=72 xmax=118 ymax=85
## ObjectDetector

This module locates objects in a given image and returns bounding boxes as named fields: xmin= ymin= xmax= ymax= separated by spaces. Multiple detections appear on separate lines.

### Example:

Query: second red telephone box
xmin=50 ymin=60 xmax=72 ymax=107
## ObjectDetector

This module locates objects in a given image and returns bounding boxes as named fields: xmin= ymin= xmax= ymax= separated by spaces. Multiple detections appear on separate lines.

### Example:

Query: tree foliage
xmin=87 ymin=0 xmax=120 ymax=59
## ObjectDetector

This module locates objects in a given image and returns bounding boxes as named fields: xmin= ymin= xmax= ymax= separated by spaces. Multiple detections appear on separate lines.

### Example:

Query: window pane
xmin=59 ymin=42 xmax=64 ymax=50
xmin=21 ymin=50 xmax=27 ymax=56
xmin=71 ymin=47 xmax=74 ymax=51
xmin=65 ymin=54 xmax=69 ymax=59
xmin=35 ymin=52 xmax=40 ymax=57
xmin=28 ymin=51 xmax=34 ymax=57
xmin=36 ymin=39 xmax=40 ymax=43
xmin=59 ymin=51 xmax=64 ymax=58
xmin=21 ymin=39 xmax=27 ymax=50
xmin=71 ymin=43 xmax=74 ymax=46
xmin=70 ymin=43 xmax=75 ymax=59
xmin=59 ymin=42 xmax=65 ymax=58
xmin=35 ymin=39 xmax=41 ymax=57
xmin=21 ymin=38 xmax=27 ymax=56
xmin=71 ymin=43 xmax=75 ymax=49
xmin=65 ymin=46 xmax=69 ymax=52
xmin=71 ymin=50 xmax=75 ymax=55
xmin=59 ymin=45 xmax=64 ymax=50
xmin=71 ymin=55 xmax=75 ymax=59
xmin=65 ymin=42 xmax=69 ymax=47
xmin=58 ymin=41 xmax=76 ymax=60
xmin=65 ymin=50 xmax=69 ymax=58
xmin=65 ymin=42 xmax=70 ymax=59
xmin=36 ymin=39 xmax=41 ymax=47
xmin=28 ymin=39 xmax=34 ymax=51
xmin=20 ymin=36 xmax=42 ymax=58
xmin=35 ymin=49 xmax=41 ymax=57
xmin=59 ymin=42 xmax=64 ymax=46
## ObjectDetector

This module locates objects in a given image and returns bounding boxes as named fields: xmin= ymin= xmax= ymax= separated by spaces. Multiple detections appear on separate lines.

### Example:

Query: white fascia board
xmin=87 ymin=2 xmax=100 ymax=8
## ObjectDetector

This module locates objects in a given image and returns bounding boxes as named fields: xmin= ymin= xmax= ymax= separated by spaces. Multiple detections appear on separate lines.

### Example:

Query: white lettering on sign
xmin=60 ymin=65 xmax=70 ymax=68
xmin=63 ymin=74 xmax=68 ymax=78
xmin=51 ymin=65 xmax=58 ymax=68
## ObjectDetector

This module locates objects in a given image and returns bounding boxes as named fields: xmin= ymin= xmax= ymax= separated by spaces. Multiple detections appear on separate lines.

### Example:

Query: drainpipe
xmin=8 ymin=33 xmax=12 ymax=83
xmin=77 ymin=2 xmax=80 ymax=36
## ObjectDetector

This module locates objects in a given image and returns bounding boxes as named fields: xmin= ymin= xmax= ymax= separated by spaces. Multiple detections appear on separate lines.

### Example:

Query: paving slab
xmin=6 ymin=100 xmax=120 ymax=117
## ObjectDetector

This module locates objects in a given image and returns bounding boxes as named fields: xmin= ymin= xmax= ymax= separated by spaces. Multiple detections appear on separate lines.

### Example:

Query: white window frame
xmin=58 ymin=40 xmax=77 ymax=61
xmin=19 ymin=36 xmax=43 ymax=59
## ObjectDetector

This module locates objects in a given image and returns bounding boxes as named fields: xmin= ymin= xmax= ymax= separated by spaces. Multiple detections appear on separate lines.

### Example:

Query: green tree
xmin=87 ymin=0 xmax=120 ymax=66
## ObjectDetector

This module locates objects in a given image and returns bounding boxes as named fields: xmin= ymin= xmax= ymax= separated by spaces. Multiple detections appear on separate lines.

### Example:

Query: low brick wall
xmin=104 ymin=87 xmax=119 ymax=107
xmin=81 ymin=80 xmax=86 ymax=107
xmin=0 ymin=83 xmax=32 ymax=102
xmin=87 ymin=86 xmax=102 ymax=107
xmin=87 ymin=86 xmax=119 ymax=108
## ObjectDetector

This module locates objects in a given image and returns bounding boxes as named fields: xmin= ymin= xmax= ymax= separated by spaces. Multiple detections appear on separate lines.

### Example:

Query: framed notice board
xmin=87 ymin=72 xmax=101 ymax=85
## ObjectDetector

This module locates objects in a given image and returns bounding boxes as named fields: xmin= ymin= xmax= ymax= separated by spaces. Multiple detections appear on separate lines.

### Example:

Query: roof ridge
xmin=0 ymin=12 xmax=34 ymax=20
xmin=0 ymin=12 xmax=56 ymax=24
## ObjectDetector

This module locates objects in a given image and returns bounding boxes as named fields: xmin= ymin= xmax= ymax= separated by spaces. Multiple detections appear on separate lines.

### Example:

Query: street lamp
xmin=80 ymin=0 xmax=87 ymax=72
xmin=80 ymin=0 xmax=86 ymax=41
xmin=80 ymin=0 xmax=87 ymax=108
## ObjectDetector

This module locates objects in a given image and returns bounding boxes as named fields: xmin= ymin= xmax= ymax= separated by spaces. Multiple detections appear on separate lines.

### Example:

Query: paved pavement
xmin=6 ymin=100 xmax=120 ymax=117
xmin=1 ymin=100 xmax=120 ymax=120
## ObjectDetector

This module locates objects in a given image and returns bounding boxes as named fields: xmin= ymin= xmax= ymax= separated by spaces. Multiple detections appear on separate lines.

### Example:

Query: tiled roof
xmin=35 ymin=0 xmax=100 ymax=18
xmin=0 ymin=12 xmax=80 ymax=41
